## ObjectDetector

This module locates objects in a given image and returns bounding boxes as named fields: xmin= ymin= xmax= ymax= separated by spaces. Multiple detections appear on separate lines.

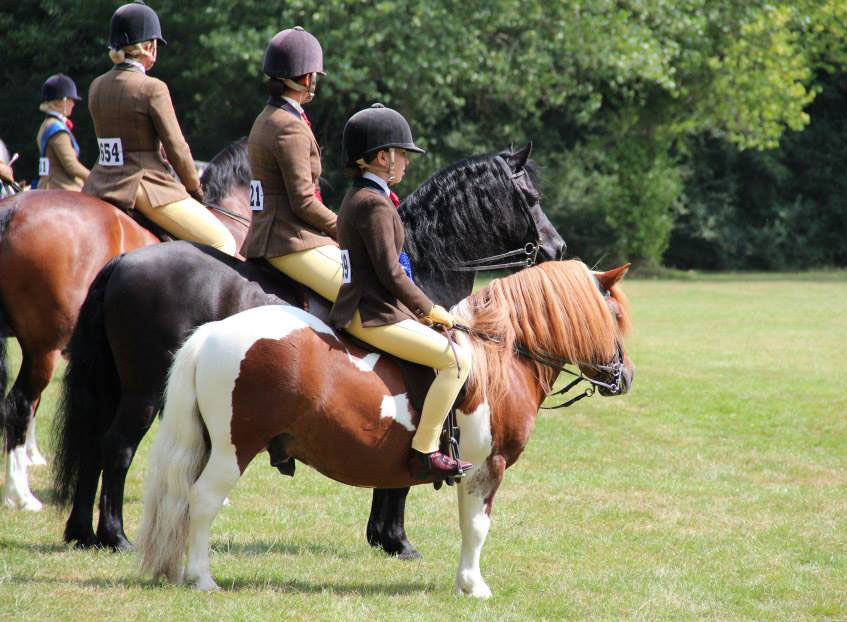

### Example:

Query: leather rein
xmin=205 ymin=202 xmax=251 ymax=228
xmin=447 ymin=156 xmax=541 ymax=272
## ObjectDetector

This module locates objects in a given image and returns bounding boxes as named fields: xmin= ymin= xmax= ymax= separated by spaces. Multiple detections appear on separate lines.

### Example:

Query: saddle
xmin=128 ymin=207 xmax=175 ymax=243
xmin=252 ymin=258 xmax=467 ymax=482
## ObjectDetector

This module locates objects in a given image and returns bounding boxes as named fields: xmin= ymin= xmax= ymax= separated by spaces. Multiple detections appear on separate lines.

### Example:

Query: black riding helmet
xmin=108 ymin=1 xmax=166 ymax=50
xmin=342 ymin=104 xmax=425 ymax=165
xmin=263 ymin=27 xmax=325 ymax=78
xmin=41 ymin=74 xmax=82 ymax=102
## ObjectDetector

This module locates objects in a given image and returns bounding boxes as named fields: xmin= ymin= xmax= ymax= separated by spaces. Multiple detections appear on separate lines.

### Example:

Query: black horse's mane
xmin=0 ymin=206 xmax=12 ymax=239
xmin=399 ymin=152 xmax=539 ymax=273
xmin=200 ymin=138 xmax=250 ymax=206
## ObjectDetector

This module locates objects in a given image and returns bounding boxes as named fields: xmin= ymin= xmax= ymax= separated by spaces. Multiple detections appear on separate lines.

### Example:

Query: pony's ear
xmin=505 ymin=141 xmax=533 ymax=171
xmin=596 ymin=263 xmax=631 ymax=290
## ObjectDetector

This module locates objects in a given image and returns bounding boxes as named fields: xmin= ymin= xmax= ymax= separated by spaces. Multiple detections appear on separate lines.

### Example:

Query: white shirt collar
xmin=282 ymin=96 xmax=304 ymax=115
xmin=362 ymin=171 xmax=390 ymax=196
xmin=123 ymin=58 xmax=147 ymax=74
xmin=46 ymin=111 xmax=69 ymax=125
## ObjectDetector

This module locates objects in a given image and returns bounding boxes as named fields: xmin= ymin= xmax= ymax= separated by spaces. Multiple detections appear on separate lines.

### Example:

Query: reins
xmin=205 ymin=202 xmax=251 ymax=228
xmin=447 ymin=156 xmax=540 ymax=272
xmin=451 ymin=322 xmax=624 ymax=410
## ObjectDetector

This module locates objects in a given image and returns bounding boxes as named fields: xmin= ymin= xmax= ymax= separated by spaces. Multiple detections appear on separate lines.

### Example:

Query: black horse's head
xmin=499 ymin=142 xmax=566 ymax=264
xmin=400 ymin=143 xmax=566 ymax=289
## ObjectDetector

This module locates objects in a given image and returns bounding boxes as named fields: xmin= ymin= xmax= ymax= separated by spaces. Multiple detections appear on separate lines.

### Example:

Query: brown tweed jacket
xmin=241 ymin=102 xmax=337 ymax=258
xmin=82 ymin=64 xmax=200 ymax=210
xmin=331 ymin=182 xmax=433 ymax=328
xmin=35 ymin=118 xmax=89 ymax=190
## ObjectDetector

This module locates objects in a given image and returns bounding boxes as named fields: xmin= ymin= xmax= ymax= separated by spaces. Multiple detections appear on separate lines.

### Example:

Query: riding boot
xmin=408 ymin=449 xmax=472 ymax=480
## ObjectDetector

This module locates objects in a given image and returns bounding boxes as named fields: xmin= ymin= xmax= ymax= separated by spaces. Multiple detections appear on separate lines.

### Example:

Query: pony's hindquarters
xmin=137 ymin=322 xmax=215 ymax=584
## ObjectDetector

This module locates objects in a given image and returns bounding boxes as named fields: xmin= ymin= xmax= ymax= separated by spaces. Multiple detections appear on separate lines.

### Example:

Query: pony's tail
xmin=137 ymin=322 xmax=214 ymax=584
xmin=0 ymin=207 xmax=15 ymax=450
xmin=51 ymin=256 xmax=122 ymax=508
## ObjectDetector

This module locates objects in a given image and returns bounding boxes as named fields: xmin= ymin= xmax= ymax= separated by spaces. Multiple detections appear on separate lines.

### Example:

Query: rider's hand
xmin=421 ymin=304 xmax=455 ymax=328
xmin=0 ymin=162 xmax=13 ymax=184
xmin=189 ymin=186 xmax=205 ymax=203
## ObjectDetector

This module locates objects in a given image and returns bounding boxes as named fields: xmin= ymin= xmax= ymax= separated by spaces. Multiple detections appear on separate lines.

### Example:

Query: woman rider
xmin=34 ymin=74 xmax=89 ymax=190
xmin=241 ymin=27 xmax=342 ymax=300
xmin=82 ymin=2 xmax=236 ymax=255
xmin=330 ymin=104 xmax=473 ymax=480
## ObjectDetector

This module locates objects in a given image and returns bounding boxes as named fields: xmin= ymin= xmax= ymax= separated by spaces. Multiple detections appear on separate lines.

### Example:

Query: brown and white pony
xmin=138 ymin=260 xmax=634 ymax=597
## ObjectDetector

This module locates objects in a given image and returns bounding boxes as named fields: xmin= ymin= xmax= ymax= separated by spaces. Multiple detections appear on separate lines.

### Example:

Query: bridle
xmin=451 ymin=278 xmax=626 ymax=409
xmin=448 ymin=156 xmax=541 ymax=272
xmin=205 ymin=202 xmax=251 ymax=228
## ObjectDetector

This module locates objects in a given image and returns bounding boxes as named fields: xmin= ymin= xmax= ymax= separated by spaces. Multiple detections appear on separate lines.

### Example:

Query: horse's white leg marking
xmin=2 ymin=446 xmax=42 ymax=511
xmin=455 ymin=402 xmax=494 ymax=598
xmin=379 ymin=393 xmax=416 ymax=432
xmin=24 ymin=413 xmax=47 ymax=466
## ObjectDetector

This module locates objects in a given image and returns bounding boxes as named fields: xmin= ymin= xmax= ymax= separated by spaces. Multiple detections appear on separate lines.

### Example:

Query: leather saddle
xmin=248 ymin=258 xmax=467 ymax=479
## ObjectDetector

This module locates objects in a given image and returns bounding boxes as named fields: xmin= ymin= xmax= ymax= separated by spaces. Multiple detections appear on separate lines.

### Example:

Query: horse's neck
xmin=415 ymin=270 xmax=476 ymax=308
xmin=210 ymin=186 xmax=251 ymax=248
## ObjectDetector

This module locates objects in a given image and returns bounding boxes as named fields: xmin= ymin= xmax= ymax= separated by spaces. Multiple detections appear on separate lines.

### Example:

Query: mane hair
xmin=457 ymin=260 xmax=628 ymax=408
xmin=0 ymin=206 xmax=13 ymax=238
xmin=200 ymin=137 xmax=249 ymax=206
xmin=399 ymin=152 xmax=540 ymax=273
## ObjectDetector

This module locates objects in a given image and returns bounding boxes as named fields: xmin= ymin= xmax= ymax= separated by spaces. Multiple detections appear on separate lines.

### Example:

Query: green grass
xmin=2 ymin=274 xmax=846 ymax=621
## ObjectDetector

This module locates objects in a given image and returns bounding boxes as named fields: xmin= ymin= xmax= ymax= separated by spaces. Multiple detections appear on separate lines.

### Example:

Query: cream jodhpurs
xmin=267 ymin=245 xmax=344 ymax=303
xmin=346 ymin=312 xmax=471 ymax=454
xmin=134 ymin=185 xmax=237 ymax=255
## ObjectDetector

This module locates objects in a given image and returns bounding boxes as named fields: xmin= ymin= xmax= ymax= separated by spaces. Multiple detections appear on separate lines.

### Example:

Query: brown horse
xmin=0 ymin=139 xmax=250 ymax=510
xmin=137 ymin=259 xmax=634 ymax=596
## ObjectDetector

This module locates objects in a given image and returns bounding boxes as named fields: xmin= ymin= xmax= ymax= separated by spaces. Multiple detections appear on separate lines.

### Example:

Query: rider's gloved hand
xmin=421 ymin=304 xmax=455 ymax=328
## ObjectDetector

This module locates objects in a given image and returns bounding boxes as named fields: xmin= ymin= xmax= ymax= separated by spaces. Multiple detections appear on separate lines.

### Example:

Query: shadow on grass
xmin=8 ymin=573 xmax=433 ymax=596
xmin=210 ymin=538 xmax=354 ymax=558
xmin=0 ymin=538 xmax=70 ymax=554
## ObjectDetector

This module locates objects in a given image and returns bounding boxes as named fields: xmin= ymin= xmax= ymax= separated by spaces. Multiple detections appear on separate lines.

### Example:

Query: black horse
xmin=52 ymin=143 xmax=566 ymax=554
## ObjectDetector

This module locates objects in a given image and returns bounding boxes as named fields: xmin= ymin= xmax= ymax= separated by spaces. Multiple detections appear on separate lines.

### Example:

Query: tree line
xmin=2 ymin=0 xmax=845 ymax=269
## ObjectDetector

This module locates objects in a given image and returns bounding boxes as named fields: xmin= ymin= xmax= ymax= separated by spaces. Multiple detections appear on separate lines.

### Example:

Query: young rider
xmin=82 ymin=2 xmax=236 ymax=255
xmin=331 ymin=104 xmax=473 ymax=480
xmin=242 ymin=27 xmax=342 ymax=301
xmin=34 ymin=74 xmax=89 ymax=190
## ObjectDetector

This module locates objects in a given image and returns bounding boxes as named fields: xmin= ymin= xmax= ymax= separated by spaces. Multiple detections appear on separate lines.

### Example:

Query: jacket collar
xmin=267 ymin=96 xmax=302 ymax=121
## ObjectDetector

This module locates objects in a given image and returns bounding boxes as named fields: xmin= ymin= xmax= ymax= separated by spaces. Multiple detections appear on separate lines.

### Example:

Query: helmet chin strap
xmin=356 ymin=148 xmax=396 ymax=183
xmin=281 ymin=72 xmax=317 ymax=103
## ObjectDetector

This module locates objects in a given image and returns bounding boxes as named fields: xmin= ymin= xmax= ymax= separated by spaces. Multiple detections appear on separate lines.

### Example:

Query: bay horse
xmin=0 ymin=138 xmax=251 ymax=511
xmin=137 ymin=260 xmax=634 ymax=596
xmin=52 ymin=144 xmax=566 ymax=553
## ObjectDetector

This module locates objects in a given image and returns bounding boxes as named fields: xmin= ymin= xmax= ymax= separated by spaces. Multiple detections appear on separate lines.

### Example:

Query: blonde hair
xmin=109 ymin=40 xmax=156 ymax=64
xmin=39 ymin=99 xmax=67 ymax=114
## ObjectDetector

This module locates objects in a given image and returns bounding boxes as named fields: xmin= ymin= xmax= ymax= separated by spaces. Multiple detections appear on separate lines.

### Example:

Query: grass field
xmin=1 ymin=273 xmax=845 ymax=621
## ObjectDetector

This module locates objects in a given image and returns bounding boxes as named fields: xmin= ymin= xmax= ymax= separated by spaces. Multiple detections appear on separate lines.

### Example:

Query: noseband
xmin=448 ymin=156 xmax=540 ymax=272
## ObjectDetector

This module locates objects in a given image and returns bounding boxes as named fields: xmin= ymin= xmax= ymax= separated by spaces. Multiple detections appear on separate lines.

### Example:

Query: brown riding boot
xmin=408 ymin=449 xmax=473 ymax=480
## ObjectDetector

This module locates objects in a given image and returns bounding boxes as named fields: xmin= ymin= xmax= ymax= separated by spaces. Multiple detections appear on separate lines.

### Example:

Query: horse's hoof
xmin=2 ymin=490 xmax=43 ymax=512
xmin=65 ymin=527 xmax=99 ymax=549
xmin=25 ymin=450 xmax=48 ymax=467
xmin=394 ymin=547 xmax=422 ymax=561
xmin=190 ymin=576 xmax=220 ymax=592
xmin=456 ymin=572 xmax=492 ymax=598
xmin=99 ymin=535 xmax=134 ymax=553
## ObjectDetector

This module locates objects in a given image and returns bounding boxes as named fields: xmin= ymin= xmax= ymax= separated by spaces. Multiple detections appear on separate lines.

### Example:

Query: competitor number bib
xmin=98 ymin=138 xmax=124 ymax=166
xmin=340 ymin=249 xmax=352 ymax=284
xmin=38 ymin=157 xmax=49 ymax=176
xmin=249 ymin=180 xmax=264 ymax=211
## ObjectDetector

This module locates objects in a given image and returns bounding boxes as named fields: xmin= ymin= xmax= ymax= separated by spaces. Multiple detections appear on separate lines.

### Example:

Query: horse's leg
xmin=63 ymin=448 xmax=102 ymax=548
xmin=24 ymin=395 xmax=47 ymax=466
xmin=96 ymin=393 xmax=158 ymax=551
xmin=367 ymin=488 xmax=421 ymax=559
xmin=2 ymin=349 xmax=58 ymax=511
xmin=454 ymin=455 xmax=505 ymax=599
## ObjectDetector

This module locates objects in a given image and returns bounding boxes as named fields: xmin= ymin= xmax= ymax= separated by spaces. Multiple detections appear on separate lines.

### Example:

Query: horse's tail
xmin=51 ymin=256 xmax=122 ymax=507
xmin=138 ymin=322 xmax=214 ymax=583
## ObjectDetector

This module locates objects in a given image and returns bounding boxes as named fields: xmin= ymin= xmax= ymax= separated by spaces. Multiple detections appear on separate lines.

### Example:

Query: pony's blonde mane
xmin=457 ymin=260 xmax=629 ymax=408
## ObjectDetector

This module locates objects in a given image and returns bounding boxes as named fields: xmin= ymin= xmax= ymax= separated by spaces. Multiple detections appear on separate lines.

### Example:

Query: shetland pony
xmin=138 ymin=260 xmax=633 ymax=596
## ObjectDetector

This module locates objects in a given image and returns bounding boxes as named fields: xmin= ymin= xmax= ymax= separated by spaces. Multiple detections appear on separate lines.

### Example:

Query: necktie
xmin=389 ymin=191 xmax=400 ymax=209
xmin=300 ymin=111 xmax=311 ymax=128
xmin=65 ymin=118 xmax=74 ymax=131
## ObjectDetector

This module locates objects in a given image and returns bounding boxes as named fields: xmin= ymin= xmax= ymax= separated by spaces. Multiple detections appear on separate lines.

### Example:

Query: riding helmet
xmin=41 ymin=74 xmax=82 ymax=102
xmin=108 ymin=1 xmax=167 ymax=50
xmin=263 ymin=27 xmax=325 ymax=78
xmin=342 ymin=103 xmax=425 ymax=165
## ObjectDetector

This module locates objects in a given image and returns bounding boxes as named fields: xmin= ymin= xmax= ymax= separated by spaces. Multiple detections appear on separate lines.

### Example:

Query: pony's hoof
xmin=25 ymin=449 xmax=48 ymax=467
xmin=98 ymin=535 xmax=134 ymax=553
xmin=394 ymin=546 xmax=422 ymax=560
xmin=2 ymin=489 xmax=43 ymax=512
xmin=456 ymin=572 xmax=492 ymax=599
xmin=190 ymin=576 xmax=220 ymax=592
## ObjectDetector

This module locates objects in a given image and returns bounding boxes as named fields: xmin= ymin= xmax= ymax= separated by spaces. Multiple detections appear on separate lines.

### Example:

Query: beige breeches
xmin=267 ymin=245 xmax=344 ymax=302
xmin=134 ymin=185 xmax=237 ymax=255
xmin=346 ymin=312 xmax=471 ymax=454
